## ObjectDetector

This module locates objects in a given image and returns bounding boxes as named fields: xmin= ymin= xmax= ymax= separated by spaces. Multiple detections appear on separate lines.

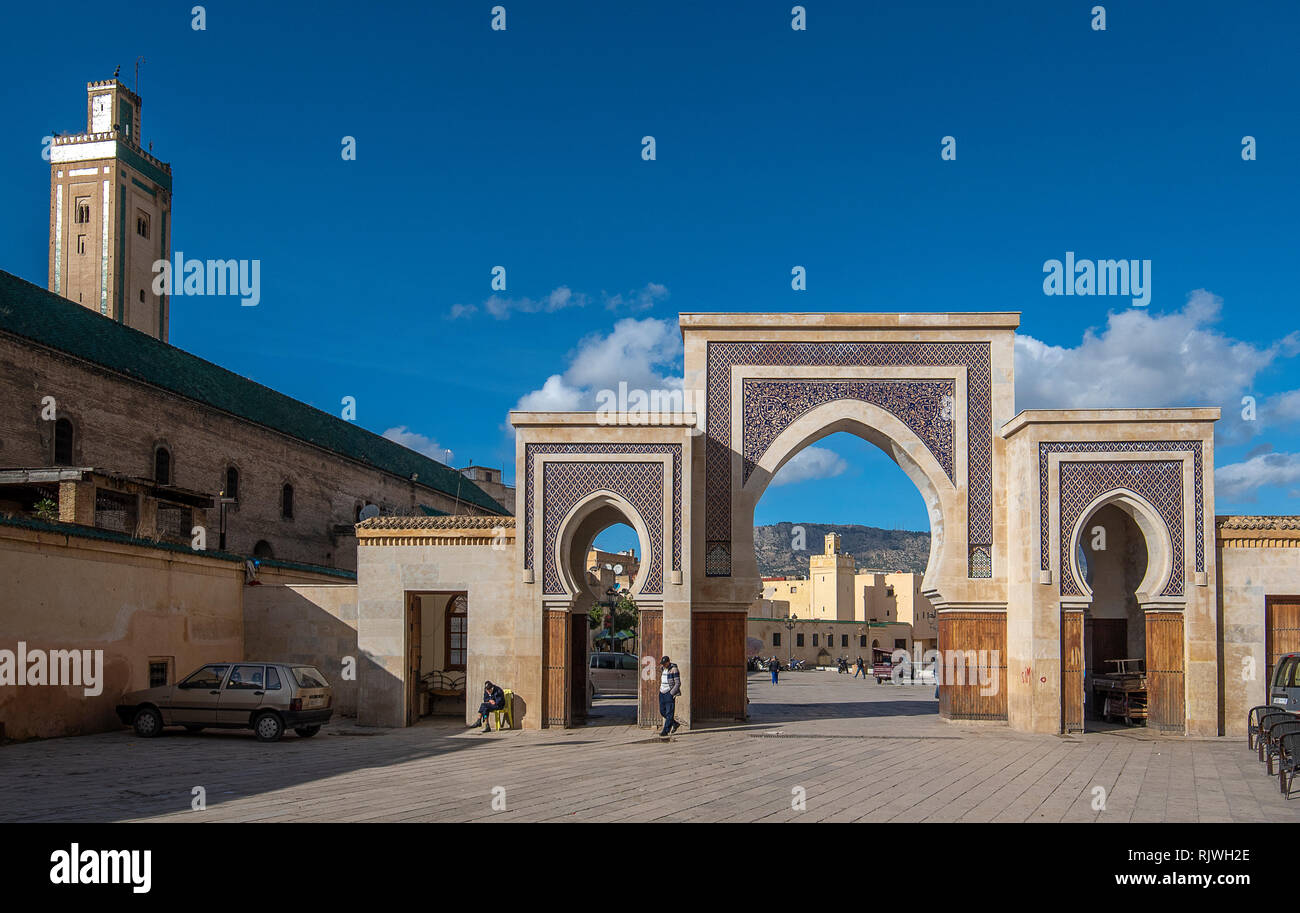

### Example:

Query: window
xmin=812 ymin=634 xmax=819 ymax=646
xmin=291 ymin=666 xmax=329 ymax=688
xmin=859 ymin=635 xmax=867 ymax=648
xmin=773 ymin=632 xmax=782 ymax=646
xmin=265 ymin=666 xmax=282 ymax=690
xmin=224 ymin=466 xmax=239 ymax=500
xmin=594 ymin=654 xmax=615 ymax=669
xmin=153 ymin=447 xmax=171 ymax=485
xmin=447 ymin=603 xmax=467 ymax=671
xmin=796 ymin=634 xmax=804 ymax=647
xmin=53 ymin=418 xmax=74 ymax=465
xmin=252 ymin=540 xmax=274 ymax=559
xmin=226 ymin=665 xmax=265 ymax=690
xmin=136 ymin=210 xmax=150 ymax=238
xmin=76 ymin=234 xmax=86 ymax=255
xmin=281 ymin=483 xmax=294 ymax=519
xmin=895 ymin=639 xmax=907 ymax=650
xmin=790 ymin=586 xmax=797 ymax=593
xmin=617 ymin=654 xmax=638 ymax=671
xmin=180 ymin=664 xmax=229 ymax=689
xmin=841 ymin=634 xmax=849 ymax=648
xmin=74 ymin=198 xmax=90 ymax=224
xmin=147 ymin=658 xmax=171 ymax=688
xmin=139 ymin=289 xmax=145 ymax=303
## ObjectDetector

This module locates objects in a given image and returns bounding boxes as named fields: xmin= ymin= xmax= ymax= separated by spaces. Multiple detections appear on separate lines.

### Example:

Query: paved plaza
xmin=2 ymin=671 xmax=1296 ymax=823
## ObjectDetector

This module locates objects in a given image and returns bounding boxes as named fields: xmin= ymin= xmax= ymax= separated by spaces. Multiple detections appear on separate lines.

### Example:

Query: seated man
xmin=473 ymin=680 xmax=506 ymax=733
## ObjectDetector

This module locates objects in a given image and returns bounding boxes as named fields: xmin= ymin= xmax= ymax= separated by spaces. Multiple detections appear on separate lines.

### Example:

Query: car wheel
xmin=184 ymin=725 xmax=204 ymax=733
xmin=132 ymin=707 xmax=163 ymax=738
xmin=294 ymin=725 xmax=320 ymax=738
xmin=253 ymin=711 xmax=284 ymax=742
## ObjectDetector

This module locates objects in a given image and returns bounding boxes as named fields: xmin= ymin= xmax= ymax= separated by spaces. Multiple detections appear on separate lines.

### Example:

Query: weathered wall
xmin=242 ymin=582 xmax=360 ymax=717
xmin=0 ymin=333 xmax=494 ymax=571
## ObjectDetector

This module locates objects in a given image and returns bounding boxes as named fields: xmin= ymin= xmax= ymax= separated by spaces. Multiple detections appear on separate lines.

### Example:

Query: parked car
xmin=589 ymin=651 xmax=640 ymax=697
xmin=1270 ymin=652 xmax=1300 ymax=713
xmin=116 ymin=661 xmax=334 ymax=742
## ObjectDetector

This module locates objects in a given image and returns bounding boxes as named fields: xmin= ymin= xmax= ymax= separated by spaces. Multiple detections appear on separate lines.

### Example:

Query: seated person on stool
xmin=474 ymin=680 xmax=506 ymax=732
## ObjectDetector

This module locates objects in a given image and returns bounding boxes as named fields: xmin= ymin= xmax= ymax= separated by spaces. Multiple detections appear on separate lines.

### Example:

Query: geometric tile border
xmin=1057 ymin=459 xmax=1185 ymax=597
xmin=707 ymin=340 xmax=992 ymax=577
xmin=741 ymin=378 xmax=956 ymax=485
xmin=541 ymin=461 xmax=665 ymax=595
xmin=1038 ymin=440 xmax=1204 ymax=592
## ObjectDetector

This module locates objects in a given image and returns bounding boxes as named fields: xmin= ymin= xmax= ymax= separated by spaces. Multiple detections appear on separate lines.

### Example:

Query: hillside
xmin=753 ymin=522 xmax=930 ymax=577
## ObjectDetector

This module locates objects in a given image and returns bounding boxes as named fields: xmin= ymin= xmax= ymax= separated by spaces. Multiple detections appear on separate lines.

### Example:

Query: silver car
xmin=588 ymin=651 xmax=640 ymax=697
xmin=116 ymin=661 xmax=333 ymax=742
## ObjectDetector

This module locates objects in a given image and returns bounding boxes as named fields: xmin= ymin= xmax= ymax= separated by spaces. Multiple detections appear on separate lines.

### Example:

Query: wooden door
xmin=937 ymin=611 xmax=1008 ymax=721
xmin=1145 ymin=612 xmax=1185 ymax=733
xmin=570 ymin=613 xmax=588 ymax=723
xmin=406 ymin=594 xmax=421 ymax=726
xmin=691 ymin=611 xmax=746 ymax=722
xmin=1266 ymin=598 xmax=1300 ymax=700
xmin=545 ymin=610 xmax=571 ymax=728
xmin=1061 ymin=610 xmax=1084 ymax=732
xmin=638 ymin=610 xmax=663 ymax=728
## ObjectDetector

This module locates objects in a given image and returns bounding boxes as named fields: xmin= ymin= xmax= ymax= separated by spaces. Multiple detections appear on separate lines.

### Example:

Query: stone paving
xmin=1 ymin=671 xmax=1296 ymax=822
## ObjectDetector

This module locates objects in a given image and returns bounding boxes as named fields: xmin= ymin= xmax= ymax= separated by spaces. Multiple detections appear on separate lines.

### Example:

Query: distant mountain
xmin=754 ymin=522 xmax=930 ymax=577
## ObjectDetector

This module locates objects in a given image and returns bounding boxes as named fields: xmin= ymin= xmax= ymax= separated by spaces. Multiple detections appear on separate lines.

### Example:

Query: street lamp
xmin=783 ymin=613 xmax=798 ymax=669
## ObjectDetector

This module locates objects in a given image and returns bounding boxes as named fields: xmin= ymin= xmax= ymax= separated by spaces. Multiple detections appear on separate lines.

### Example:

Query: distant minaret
xmin=48 ymin=76 xmax=172 ymax=341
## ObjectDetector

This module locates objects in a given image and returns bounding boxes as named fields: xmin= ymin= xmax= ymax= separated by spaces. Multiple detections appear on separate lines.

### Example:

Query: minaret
xmin=48 ymin=76 xmax=172 ymax=341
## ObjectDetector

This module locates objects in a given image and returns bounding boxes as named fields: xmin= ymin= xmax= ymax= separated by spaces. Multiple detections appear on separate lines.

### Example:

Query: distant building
xmin=458 ymin=464 xmax=515 ymax=512
xmin=750 ymin=532 xmax=936 ymax=665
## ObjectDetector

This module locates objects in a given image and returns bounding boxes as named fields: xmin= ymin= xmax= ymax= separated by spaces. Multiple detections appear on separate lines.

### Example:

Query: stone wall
xmin=0 ymin=333 xmax=493 ymax=571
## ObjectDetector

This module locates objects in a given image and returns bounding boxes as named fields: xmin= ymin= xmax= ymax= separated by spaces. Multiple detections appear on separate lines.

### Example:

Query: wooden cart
xmin=1091 ymin=658 xmax=1148 ymax=726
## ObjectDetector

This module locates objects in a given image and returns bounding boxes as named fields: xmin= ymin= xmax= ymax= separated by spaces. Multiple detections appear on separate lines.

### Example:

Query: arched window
xmin=224 ymin=466 xmax=239 ymax=501
xmin=252 ymin=540 xmax=274 ymax=559
xmin=154 ymin=447 xmax=171 ymax=485
xmin=53 ymin=418 xmax=74 ymax=465
xmin=281 ymin=483 xmax=294 ymax=519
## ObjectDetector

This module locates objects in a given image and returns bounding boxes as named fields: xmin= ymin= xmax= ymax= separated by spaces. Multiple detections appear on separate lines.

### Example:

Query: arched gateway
xmin=355 ymin=312 xmax=1220 ymax=737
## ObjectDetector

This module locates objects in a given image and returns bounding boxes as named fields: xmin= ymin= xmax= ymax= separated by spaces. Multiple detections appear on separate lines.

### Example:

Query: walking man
xmin=853 ymin=656 xmax=865 ymax=679
xmin=659 ymin=655 xmax=681 ymax=737
xmin=768 ymin=655 xmax=780 ymax=685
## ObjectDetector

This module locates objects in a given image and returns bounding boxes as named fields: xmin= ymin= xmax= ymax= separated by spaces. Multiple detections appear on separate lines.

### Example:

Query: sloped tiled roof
xmin=1217 ymin=516 xmax=1300 ymax=530
xmin=0 ymin=270 xmax=506 ymax=515
xmin=357 ymin=515 xmax=515 ymax=530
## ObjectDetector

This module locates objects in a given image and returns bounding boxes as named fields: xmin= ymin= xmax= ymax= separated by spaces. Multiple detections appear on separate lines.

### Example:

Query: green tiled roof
xmin=0 ymin=270 xmax=506 ymax=515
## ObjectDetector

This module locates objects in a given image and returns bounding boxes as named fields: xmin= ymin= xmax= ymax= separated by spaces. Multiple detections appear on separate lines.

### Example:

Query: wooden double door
xmin=1061 ymin=611 xmax=1185 ymax=732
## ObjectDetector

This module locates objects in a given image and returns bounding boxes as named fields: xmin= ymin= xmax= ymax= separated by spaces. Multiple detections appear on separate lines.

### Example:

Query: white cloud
xmin=769 ymin=446 xmax=849 ymax=487
xmin=450 ymin=282 xmax=666 ymax=321
xmin=1015 ymin=290 xmax=1300 ymax=441
xmin=1216 ymin=451 xmax=1300 ymax=502
xmin=512 ymin=316 xmax=685 ymax=412
xmin=382 ymin=426 xmax=454 ymax=465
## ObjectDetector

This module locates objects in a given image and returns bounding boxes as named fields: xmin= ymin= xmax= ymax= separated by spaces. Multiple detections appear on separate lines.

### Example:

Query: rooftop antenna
xmin=134 ymin=56 xmax=145 ymax=94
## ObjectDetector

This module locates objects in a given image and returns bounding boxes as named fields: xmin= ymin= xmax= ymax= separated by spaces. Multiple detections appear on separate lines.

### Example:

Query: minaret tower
xmin=48 ymin=75 xmax=172 ymax=341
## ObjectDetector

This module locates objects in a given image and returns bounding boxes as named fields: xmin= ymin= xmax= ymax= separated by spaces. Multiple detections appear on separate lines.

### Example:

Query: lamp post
xmin=784 ymin=613 xmax=798 ymax=669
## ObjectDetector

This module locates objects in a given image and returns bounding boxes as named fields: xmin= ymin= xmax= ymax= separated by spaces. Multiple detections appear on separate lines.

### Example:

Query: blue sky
xmin=3 ymin=1 xmax=1299 ymax=557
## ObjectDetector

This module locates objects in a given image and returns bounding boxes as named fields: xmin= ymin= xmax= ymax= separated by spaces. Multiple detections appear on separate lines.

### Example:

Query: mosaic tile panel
xmin=1057 ymin=460 xmax=1185 ymax=598
xmin=706 ymin=340 xmax=993 ymax=577
xmin=1038 ymin=440 xmax=1204 ymax=578
xmin=741 ymin=378 xmax=956 ymax=484
xmin=541 ymin=461 xmax=665 ymax=595
xmin=524 ymin=443 xmax=680 ymax=585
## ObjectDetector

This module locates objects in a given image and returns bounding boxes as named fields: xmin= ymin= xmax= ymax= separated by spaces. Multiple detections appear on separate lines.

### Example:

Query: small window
xmin=53 ymin=418 xmax=74 ymax=465
xmin=153 ymin=447 xmax=171 ymax=485
xmin=773 ymin=632 xmax=781 ymax=647
xmin=224 ymin=466 xmax=239 ymax=500
xmin=281 ymin=483 xmax=294 ymax=519
xmin=796 ymin=634 xmax=804 ymax=647
xmin=291 ymin=666 xmax=330 ymax=688
xmin=139 ymin=288 xmax=145 ymax=303
xmin=136 ymin=211 xmax=150 ymax=238
xmin=859 ymin=635 xmax=867 ymax=648
xmin=76 ymin=234 xmax=86 ymax=255
xmin=265 ymin=666 xmax=282 ymax=690
xmin=895 ymin=639 xmax=907 ymax=650
xmin=252 ymin=540 xmax=274 ymax=559
xmin=841 ymin=634 xmax=849 ymax=648
xmin=147 ymin=658 xmax=171 ymax=688
xmin=617 ymin=654 xmax=639 ymax=671
xmin=595 ymin=654 xmax=615 ymax=670
xmin=812 ymin=634 xmax=819 ymax=646
xmin=226 ymin=664 xmax=265 ymax=690
xmin=75 ymin=198 xmax=90 ymax=224
xmin=790 ymin=586 xmax=797 ymax=593
xmin=447 ymin=603 xmax=467 ymax=671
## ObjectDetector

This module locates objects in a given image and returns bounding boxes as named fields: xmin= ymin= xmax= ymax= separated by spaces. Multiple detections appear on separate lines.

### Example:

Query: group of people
xmin=471 ymin=655 xmax=686 ymax=739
